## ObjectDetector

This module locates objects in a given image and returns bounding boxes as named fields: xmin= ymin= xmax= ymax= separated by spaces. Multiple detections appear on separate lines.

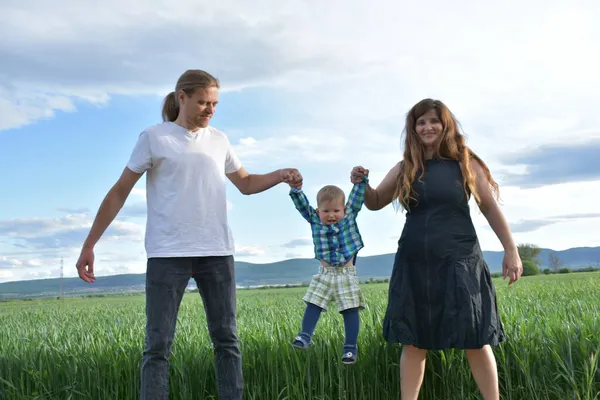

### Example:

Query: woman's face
xmin=415 ymin=108 xmax=443 ymax=148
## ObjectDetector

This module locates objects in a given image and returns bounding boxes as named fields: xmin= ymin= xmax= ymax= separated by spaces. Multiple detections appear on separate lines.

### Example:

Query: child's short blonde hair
xmin=316 ymin=185 xmax=345 ymax=206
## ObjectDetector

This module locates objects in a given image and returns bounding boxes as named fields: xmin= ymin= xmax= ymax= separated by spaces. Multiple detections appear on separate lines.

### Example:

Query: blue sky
xmin=1 ymin=0 xmax=600 ymax=283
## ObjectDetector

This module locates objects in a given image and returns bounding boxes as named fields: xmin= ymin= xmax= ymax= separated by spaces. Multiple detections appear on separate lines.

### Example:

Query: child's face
xmin=316 ymin=198 xmax=346 ymax=225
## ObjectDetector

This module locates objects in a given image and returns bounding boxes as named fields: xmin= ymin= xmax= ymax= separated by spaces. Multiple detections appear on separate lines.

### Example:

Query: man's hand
xmin=76 ymin=247 xmax=96 ymax=283
xmin=280 ymin=168 xmax=303 ymax=189
xmin=351 ymin=166 xmax=369 ymax=184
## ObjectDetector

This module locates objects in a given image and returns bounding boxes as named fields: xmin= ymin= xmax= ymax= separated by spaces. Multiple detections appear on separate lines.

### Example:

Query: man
xmin=75 ymin=69 xmax=302 ymax=400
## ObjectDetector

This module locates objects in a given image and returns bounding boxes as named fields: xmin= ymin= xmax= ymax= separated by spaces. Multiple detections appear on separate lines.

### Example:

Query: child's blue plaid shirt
xmin=289 ymin=179 xmax=367 ymax=267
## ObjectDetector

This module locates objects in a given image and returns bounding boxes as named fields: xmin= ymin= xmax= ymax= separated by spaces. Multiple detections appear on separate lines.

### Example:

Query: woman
xmin=351 ymin=98 xmax=522 ymax=400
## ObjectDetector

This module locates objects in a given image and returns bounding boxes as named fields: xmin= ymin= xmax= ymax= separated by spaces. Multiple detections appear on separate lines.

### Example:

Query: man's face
xmin=180 ymin=86 xmax=219 ymax=129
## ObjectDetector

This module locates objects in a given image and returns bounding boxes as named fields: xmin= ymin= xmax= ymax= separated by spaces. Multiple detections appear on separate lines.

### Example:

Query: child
xmin=287 ymin=168 xmax=369 ymax=364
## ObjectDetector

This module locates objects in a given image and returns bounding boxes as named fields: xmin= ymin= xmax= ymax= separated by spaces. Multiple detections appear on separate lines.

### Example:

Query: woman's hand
xmin=502 ymin=248 xmax=523 ymax=285
xmin=350 ymin=166 xmax=369 ymax=184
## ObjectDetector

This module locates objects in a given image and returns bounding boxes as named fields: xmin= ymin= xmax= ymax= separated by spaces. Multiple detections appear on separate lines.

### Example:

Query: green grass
xmin=1 ymin=273 xmax=599 ymax=399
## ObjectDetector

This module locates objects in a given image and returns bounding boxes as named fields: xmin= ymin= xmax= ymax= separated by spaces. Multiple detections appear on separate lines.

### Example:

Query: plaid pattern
xmin=302 ymin=265 xmax=365 ymax=312
xmin=289 ymin=179 xmax=367 ymax=267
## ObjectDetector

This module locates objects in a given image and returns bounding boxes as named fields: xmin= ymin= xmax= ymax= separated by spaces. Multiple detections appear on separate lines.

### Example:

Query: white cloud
xmin=0 ymin=214 xmax=143 ymax=249
xmin=0 ymin=0 xmax=364 ymax=129
xmin=120 ymin=203 xmax=147 ymax=219
xmin=0 ymin=213 xmax=90 ymax=238
xmin=0 ymin=90 xmax=76 ymax=130
xmin=1 ymin=0 xmax=597 ymax=136
xmin=92 ymin=252 xmax=146 ymax=276
xmin=509 ymin=213 xmax=600 ymax=233
xmin=234 ymin=131 xmax=346 ymax=166
xmin=0 ymin=212 xmax=145 ymax=282
xmin=130 ymin=187 xmax=146 ymax=200
xmin=2 ymin=0 xmax=600 ymax=283
xmin=0 ymin=256 xmax=43 ymax=270
xmin=468 ymin=180 xmax=600 ymax=251
xmin=0 ymin=270 xmax=14 ymax=280
xmin=235 ymin=245 xmax=266 ymax=257
xmin=57 ymin=207 xmax=90 ymax=214
xmin=282 ymin=238 xmax=312 ymax=248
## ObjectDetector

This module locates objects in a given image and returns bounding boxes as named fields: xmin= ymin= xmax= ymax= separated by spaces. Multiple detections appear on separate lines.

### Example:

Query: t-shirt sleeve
xmin=126 ymin=131 xmax=152 ymax=173
xmin=225 ymin=141 xmax=243 ymax=174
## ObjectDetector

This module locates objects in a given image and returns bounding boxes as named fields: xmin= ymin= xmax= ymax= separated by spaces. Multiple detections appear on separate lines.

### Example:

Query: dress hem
xmin=383 ymin=335 xmax=506 ymax=350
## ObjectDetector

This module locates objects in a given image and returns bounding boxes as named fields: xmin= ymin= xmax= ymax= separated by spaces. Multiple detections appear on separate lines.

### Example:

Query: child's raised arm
xmin=289 ymin=188 xmax=319 ymax=224
xmin=346 ymin=177 xmax=368 ymax=215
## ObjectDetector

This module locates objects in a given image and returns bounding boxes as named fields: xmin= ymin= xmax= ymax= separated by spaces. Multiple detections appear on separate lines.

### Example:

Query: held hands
xmin=280 ymin=168 xmax=303 ymax=189
xmin=350 ymin=165 xmax=369 ymax=184
xmin=502 ymin=248 xmax=523 ymax=285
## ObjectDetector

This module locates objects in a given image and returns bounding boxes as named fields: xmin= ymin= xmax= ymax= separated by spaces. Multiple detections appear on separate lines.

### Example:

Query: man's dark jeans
xmin=139 ymin=256 xmax=243 ymax=400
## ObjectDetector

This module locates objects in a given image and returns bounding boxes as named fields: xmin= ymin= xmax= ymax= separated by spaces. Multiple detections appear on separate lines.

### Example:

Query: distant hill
xmin=1 ymin=246 xmax=599 ymax=299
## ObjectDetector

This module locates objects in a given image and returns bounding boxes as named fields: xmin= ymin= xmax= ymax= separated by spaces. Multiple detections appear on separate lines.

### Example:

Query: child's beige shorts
xmin=302 ymin=265 xmax=365 ymax=312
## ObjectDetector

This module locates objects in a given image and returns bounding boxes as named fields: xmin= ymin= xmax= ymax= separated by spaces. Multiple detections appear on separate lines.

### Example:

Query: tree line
xmin=515 ymin=243 xmax=600 ymax=276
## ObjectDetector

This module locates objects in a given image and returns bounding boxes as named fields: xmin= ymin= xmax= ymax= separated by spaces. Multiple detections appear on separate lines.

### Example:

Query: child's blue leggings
xmin=299 ymin=302 xmax=359 ymax=348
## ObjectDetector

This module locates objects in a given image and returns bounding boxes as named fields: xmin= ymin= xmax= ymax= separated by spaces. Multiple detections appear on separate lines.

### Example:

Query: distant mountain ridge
xmin=1 ymin=246 xmax=599 ymax=299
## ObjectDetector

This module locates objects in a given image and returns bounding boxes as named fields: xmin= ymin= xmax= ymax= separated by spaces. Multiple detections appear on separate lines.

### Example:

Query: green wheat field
xmin=1 ymin=272 xmax=599 ymax=400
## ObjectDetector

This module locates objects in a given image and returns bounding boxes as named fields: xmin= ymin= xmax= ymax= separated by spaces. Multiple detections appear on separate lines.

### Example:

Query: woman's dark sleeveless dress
xmin=382 ymin=159 xmax=505 ymax=350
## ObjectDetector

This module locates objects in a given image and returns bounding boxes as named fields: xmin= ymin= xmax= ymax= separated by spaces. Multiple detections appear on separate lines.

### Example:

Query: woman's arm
xmin=351 ymin=163 xmax=401 ymax=211
xmin=471 ymin=160 xmax=523 ymax=284
xmin=471 ymin=160 xmax=516 ymax=253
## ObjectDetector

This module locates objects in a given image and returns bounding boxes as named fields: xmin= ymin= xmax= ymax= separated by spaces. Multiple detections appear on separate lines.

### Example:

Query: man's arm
xmin=76 ymin=167 xmax=143 ymax=282
xmin=223 ymin=136 xmax=301 ymax=195
xmin=82 ymin=167 xmax=143 ymax=249
xmin=226 ymin=167 xmax=283 ymax=195
xmin=77 ymin=129 xmax=150 ymax=283
xmin=289 ymin=188 xmax=318 ymax=223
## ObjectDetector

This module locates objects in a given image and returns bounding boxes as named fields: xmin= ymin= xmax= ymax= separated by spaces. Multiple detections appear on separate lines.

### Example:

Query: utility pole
xmin=59 ymin=256 xmax=64 ymax=299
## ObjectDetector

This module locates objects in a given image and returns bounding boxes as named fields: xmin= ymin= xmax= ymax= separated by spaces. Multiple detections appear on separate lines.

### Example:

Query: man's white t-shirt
xmin=126 ymin=122 xmax=243 ymax=258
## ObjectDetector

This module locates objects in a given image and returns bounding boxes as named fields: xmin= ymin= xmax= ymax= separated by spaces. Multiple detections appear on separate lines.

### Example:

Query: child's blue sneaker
xmin=292 ymin=334 xmax=311 ymax=350
xmin=342 ymin=345 xmax=358 ymax=364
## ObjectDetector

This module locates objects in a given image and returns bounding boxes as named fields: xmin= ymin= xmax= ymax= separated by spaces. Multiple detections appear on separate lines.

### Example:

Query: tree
xmin=518 ymin=243 xmax=542 ymax=265
xmin=522 ymin=259 xmax=540 ymax=276
xmin=548 ymin=251 xmax=564 ymax=273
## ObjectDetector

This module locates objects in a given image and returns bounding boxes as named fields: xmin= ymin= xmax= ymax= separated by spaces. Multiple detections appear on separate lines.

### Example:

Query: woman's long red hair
xmin=393 ymin=98 xmax=499 ymax=210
